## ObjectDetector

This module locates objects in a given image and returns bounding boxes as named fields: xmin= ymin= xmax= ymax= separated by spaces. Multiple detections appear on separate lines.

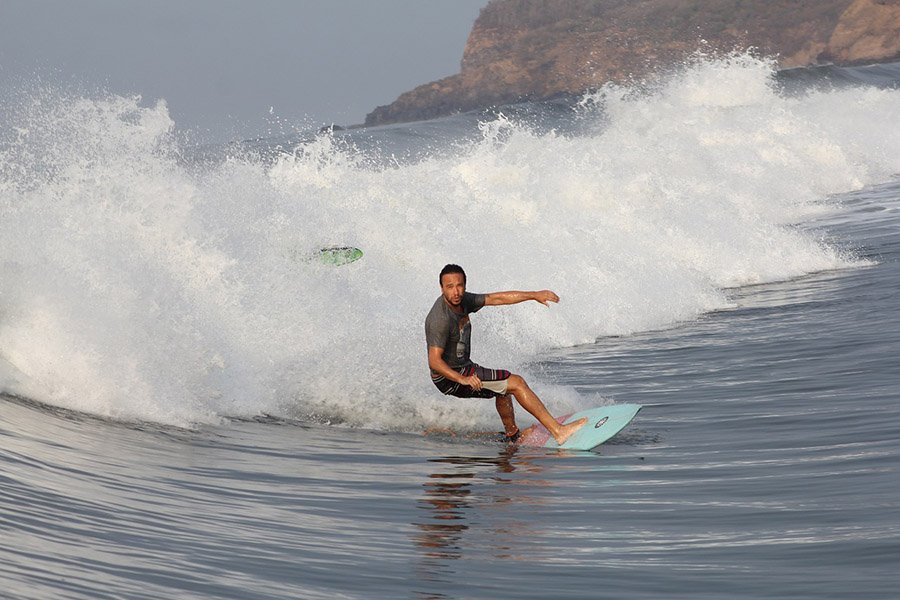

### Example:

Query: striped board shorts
xmin=431 ymin=364 xmax=511 ymax=399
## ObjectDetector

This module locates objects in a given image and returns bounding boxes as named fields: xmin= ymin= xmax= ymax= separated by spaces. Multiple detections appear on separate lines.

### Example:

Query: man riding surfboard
xmin=425 ymin=264 xmax=587 ymax=445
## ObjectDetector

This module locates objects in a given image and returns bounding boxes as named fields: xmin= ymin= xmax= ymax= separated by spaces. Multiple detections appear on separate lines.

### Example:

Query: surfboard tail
xmin=519 ymin=404 xmax=642 ymax=451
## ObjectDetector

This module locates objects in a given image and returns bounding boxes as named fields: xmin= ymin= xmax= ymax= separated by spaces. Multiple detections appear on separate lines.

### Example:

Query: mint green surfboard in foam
xmin=313 ymin=246 xmax=363 ymax=266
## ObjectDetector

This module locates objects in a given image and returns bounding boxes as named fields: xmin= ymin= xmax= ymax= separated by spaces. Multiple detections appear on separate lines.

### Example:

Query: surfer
xmin=425 ymin=264 xmax=587 ymax=445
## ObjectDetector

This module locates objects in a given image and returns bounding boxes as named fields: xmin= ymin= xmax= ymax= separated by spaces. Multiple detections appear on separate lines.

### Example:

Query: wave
xmin=2 ymin=53 xmax=899 ymax=430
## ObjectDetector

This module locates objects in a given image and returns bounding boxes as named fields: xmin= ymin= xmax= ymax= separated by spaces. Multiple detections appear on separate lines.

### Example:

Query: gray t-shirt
xmin=425 ymin=292 xmax=486 ymax=372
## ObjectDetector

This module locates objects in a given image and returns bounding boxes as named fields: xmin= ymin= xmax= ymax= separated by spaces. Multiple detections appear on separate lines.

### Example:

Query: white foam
xmin=2 ymin=55 xmax=898 ymax=430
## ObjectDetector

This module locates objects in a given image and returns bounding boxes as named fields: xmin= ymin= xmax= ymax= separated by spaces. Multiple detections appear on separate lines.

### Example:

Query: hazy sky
xmin=0 ymin=0 xmax=487 ymax=141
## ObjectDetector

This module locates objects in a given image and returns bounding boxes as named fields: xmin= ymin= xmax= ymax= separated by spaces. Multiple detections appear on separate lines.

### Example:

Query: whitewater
xmin=2 ymin=54 xmax=900 ymax=599
xmin=2 ymin=54 xmax=896 ymax=429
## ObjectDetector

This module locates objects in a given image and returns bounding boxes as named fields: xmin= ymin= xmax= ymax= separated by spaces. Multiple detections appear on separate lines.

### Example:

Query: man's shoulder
xmin=425 ymin=296 xmax=453 ymax=348
xmin=463 ymin=292 xmax=486 ymax=312
xmin=425 ymin=295 xmax=448 ymax=323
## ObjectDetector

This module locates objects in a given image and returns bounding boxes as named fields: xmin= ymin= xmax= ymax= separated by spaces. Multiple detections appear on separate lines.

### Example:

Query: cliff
xmin=365 ymin=0 xmax=900 ymax=126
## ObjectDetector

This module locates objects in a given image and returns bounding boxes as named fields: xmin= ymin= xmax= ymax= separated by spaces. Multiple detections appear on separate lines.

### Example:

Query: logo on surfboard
xmin=594 ymin=417 xmax=609 ymax=429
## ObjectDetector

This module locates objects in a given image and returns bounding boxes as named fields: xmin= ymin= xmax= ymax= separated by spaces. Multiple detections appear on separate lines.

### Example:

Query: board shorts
xmin=431 ymin=364 xmax=511 ymax=399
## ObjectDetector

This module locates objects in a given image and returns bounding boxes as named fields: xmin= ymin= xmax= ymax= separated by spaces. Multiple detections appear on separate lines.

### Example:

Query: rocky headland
xmin=365 ymin=0 xmax=900 ymax=126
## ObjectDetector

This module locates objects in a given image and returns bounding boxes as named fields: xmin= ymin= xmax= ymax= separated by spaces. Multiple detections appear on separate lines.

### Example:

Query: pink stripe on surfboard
xmin=518 ymin=413 xmax=574 ymax=447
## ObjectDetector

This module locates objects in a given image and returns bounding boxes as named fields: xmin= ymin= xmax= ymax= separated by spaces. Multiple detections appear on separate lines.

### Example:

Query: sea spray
xmin=1 ymin=54 xmax=898 ymax=431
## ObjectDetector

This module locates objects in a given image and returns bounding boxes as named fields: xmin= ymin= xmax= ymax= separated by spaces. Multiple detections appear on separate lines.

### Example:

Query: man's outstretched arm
xmin=484 ymin=290 xmax=559 ymax=307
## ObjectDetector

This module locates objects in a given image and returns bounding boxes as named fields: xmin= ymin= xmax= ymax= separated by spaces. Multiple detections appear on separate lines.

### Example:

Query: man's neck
xmin=443 ymin=297 xmax=464 ymax=314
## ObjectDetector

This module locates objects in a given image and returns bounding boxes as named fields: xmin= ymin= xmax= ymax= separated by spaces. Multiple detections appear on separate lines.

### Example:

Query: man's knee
xmin=507 ymin=373 xmax=525 ymax=392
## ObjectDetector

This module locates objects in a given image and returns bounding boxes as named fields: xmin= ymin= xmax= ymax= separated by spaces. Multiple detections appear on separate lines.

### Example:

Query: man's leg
xmin=495 ymin=394 xmax=519 ymax=438
xmin=506 ymin=374 xmax=586 ymax=445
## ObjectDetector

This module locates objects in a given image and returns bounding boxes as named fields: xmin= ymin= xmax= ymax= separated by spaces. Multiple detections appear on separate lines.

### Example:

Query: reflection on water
xmin=415 ymin=468 xmax=474 ymax=561
xmin=412 ymin=446 xmax=556 ymax=598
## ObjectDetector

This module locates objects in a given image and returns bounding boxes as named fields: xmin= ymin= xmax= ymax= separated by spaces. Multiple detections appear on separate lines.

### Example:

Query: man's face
xmin=440 ymin=272 xmax=466 ymax=308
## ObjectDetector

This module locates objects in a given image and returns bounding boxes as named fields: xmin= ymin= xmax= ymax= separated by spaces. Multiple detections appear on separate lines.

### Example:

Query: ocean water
xmin=2 ymin=54 xmax=899 ymax=599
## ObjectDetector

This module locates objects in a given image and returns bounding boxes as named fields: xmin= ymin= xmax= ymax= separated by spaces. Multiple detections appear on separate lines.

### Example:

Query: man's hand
xmin=533 ymin=290 xmax=560 ymax=306
xmin=461 ymin=373 xmax=483 ymax=391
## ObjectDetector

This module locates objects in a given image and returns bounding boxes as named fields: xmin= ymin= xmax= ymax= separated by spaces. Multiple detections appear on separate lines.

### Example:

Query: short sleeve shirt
xmin=425 ymin=292 xmax=486 ymax=372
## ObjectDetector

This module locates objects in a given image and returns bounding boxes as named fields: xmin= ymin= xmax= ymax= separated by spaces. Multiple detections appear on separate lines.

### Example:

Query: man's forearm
xmin=484 ymin=291 xmax=536 ymax=306
xmin=485 ymin=290 xmax=559 ymax=306
xmin=428 ymin=353 xmax=467 ymax=384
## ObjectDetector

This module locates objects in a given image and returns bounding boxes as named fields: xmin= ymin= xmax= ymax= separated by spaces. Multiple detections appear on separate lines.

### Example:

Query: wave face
xmin=2 ymin=54 xmax=899 ymax=429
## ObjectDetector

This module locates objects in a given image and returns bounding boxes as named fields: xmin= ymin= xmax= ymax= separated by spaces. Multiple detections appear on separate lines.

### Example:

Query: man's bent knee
xmin=507 ymin=374 xmax=525 ymax=392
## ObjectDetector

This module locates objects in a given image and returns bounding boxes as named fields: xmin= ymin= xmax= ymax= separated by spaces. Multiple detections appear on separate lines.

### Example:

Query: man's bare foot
xmin=553 ymin=417 xmax=588 ymax=445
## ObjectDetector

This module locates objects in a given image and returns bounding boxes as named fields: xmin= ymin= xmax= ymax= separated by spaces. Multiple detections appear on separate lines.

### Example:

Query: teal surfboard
xmin=519 ymin=404 xmax=642 ymax=451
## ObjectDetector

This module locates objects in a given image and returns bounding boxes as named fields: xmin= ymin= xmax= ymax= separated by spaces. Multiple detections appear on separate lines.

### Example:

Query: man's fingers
xmin=537 ymin=290 xmax=559 ymax=306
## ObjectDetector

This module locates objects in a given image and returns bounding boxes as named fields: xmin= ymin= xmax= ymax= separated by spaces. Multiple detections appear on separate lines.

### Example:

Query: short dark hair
xmin=439 ymin=264 xmax=466 ymax=285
